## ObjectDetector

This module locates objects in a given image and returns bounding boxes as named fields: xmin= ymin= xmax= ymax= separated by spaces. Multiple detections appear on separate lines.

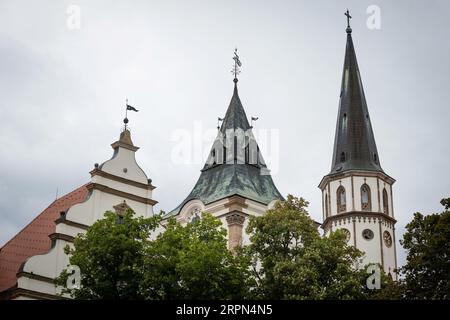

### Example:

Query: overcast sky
xmin=0 ymin=0 xmax=449 ymax=268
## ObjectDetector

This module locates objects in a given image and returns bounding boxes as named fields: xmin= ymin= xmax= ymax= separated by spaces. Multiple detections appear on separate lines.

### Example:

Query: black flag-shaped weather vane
xmin=231 ymin=48 xmax=242 ymax=81
xmin=123 ymin=98 xmax=139 ymax=129
xmin=251 ymin=116 xmax=259 ymax=128
xmin=217 ymin=117 xmax=224 ymax=130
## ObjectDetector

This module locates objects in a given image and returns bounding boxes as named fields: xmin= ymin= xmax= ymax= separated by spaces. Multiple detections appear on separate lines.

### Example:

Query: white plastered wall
xmin=16 ymin=134 xmax=156 ymax=299
xmin=322 ymin=171 xmax=397 ymax=278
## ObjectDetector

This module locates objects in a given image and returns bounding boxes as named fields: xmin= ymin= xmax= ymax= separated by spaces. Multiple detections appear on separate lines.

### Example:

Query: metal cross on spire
xmin=345 ymin=9 xmax=352 ymax=33
xmin=231 ymin=48 xmax=242 ymax=82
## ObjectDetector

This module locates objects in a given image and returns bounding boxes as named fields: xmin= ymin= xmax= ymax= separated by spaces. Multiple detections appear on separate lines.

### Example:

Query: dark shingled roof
xmin=167 ymin=81 xmax=283 ymax=216
xmin=329 ymin=28 xmax=383 ymax=175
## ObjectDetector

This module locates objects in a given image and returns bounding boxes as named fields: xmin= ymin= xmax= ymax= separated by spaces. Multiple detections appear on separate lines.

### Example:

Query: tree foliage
xmin=58 ymin=194 xmax=441 ymax=300
xmin=56 ymin=210 xmax=160 ymax=299
xmin=58 ymin=211 xmax=251 ymax=300
xmin=140 ymin=214 xmax=252 ymax=299
xmin=245 ymin=195 xmax=369 ymax=299
xmin=399 ymin=198 xmax=450 ymax=299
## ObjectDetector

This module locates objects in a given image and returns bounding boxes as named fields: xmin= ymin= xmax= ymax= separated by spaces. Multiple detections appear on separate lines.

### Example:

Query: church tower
xmin=165 ymin=51 xmax=283 ymax=250
xmin=319 ymin=12 xmax=397 ymax=277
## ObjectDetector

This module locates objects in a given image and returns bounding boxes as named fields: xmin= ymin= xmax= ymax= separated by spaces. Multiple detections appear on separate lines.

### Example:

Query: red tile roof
xmin=0 ymin=185 xmax=88 ymax=293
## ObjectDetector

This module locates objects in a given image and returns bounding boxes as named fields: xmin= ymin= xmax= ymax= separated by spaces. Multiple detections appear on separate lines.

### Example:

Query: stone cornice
xmin=49 ymin=233 xmax=75 ymax=242
xmin=54 ymin=217 xmax=89 ymax=230
xmin=111 ymin=141 xmax=139 ymax=152
xmin=321 ymin=211 xmax=397 ymax=230
xmin=318 ymin=170 xmax=396 ymax=190
xmin=223 ymin=195 xmax=249 ymax=209
xmin=90 ymin=169 xmax=156 ymax=190
xmin=16 ymin=272 xmax=55 ymax=285
xmin=8 ymin=287 xmax=66 ymax=300
xmin=86 ymin=182 xmax=158 ymax=206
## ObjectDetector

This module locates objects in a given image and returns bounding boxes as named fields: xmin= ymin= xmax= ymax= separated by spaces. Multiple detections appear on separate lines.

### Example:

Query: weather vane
xmin=345 ymin=9 xmax=352 ymax=33
xmin=231 ymin=48 xmax=242 ymax=81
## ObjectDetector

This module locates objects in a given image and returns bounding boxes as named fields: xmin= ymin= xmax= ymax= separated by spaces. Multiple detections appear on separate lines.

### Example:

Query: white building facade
xmin=12 ymin=129 xmax=157 ymax=299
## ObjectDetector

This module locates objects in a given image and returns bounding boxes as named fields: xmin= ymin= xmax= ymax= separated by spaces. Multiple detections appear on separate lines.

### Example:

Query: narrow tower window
xmin=234 ymin=136 xmax=238 ymax=161
xmin=222 ymin=134 xmax=227 ymax=164
xmin=374 ymin=153 xmax=378 ymax=163
xmin=383 ymin=188 xmax=389 ymax=215
xmin=361 ymin=184 xmax=371 ymax=211
xmin=340 ymin=152 xmax=346 ymax=163
xmin=245 ymin=145 xmax=249 ymax=163
xmin=325 ymin=194 xmax=329 ymax=218
xmin=337 ymin=186 xmax=346 ymax=213
xmin=256 ymin=146 xmax=260 ymax=165
xmin=211 ymin=149 xmax=216 ymax=165
xmin=244 ymin=136 xmax=249 ymax=164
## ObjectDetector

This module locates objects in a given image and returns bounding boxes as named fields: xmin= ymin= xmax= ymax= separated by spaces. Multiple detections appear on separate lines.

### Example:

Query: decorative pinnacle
xmin=345 ymin=9 xmax=352 ymax=33
xmin=231 ymin=48 xmax=242 ymax=81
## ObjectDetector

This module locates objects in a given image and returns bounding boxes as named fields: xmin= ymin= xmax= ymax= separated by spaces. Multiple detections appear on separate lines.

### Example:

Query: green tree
xmin=245 ymin=195 xmax=368 ymax=299
xmin=400 ymin=198 xmax=450 ymax=299
xmin=140 ymin=213 xmax=252 ymax=299
xmin=56 ymin=209 xmax=160 ymax=299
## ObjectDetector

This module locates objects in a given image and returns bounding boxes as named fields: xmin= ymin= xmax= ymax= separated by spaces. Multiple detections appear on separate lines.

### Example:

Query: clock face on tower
xmin=362 ymin=229 xmax=374 ymax=240
xmin=383 ymin=231 xmax=392 ymax=247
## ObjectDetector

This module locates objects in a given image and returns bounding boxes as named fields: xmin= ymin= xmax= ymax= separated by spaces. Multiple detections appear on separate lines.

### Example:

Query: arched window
xmin=383 ymin=188 xmax=389 ymax=215
xmin=337 ymin=186 xmax=346 ymax=213
xmin=361 ymin=184 xmax=371 ymax=211
xmin=325 ymin=194 xmax=329 ymax=218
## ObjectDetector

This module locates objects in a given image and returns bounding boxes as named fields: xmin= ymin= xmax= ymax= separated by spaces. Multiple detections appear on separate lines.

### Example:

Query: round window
xmin=362 ymin=229 xmax=374 ymax=240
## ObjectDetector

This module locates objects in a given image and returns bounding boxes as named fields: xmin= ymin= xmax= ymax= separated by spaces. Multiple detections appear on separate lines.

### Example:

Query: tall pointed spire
xmin=219 ymin=80 xmax=251 ymax=132
xmin=330 ymin=12 xmax=383 ymax=174
xmin=220 ymin=48 xmax=250 ymax=131
xmin=167 ymin=54 xmax=283 ymax=216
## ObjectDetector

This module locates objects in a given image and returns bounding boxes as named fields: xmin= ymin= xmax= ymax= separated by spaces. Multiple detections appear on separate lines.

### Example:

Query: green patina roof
xmin=329 ymin=27 xmax=383 ymax=175
xmin=167 ymin=80 xmax=283 ymax=217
